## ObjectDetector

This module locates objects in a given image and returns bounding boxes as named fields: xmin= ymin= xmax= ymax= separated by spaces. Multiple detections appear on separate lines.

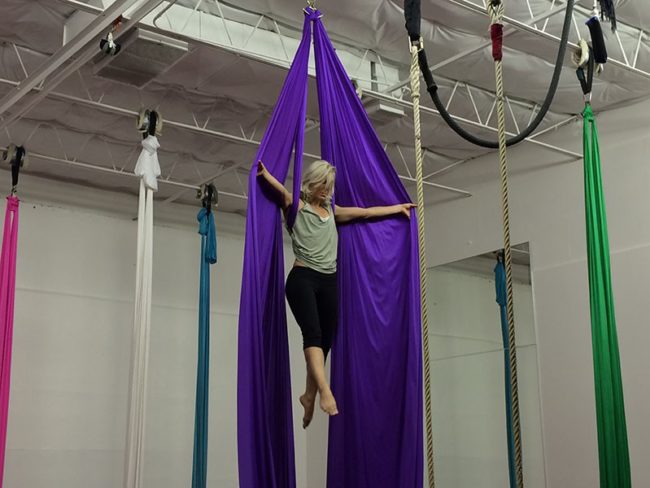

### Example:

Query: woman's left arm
xmin=334 ymin=203 xmax=416 ymax=223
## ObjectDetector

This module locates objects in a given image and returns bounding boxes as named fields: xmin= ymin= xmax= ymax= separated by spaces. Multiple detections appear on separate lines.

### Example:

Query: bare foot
xmin=300 ymin=394 xmax=316 ymax=429
xmin=319 ymin=388 xmax=339 ymax=416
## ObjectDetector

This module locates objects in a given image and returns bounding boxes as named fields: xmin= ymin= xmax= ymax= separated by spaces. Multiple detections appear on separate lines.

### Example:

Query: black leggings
xmin=285 ymin=267 xmax=338 ymax=358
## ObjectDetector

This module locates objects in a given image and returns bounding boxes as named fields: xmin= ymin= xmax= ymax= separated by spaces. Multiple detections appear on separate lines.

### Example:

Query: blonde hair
xmin=301 ymin=159 xmax=336 ymax=205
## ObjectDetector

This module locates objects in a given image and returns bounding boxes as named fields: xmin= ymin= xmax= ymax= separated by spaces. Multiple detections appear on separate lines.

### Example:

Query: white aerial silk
xmin=124 ymin=135 xmax=160 ymax=488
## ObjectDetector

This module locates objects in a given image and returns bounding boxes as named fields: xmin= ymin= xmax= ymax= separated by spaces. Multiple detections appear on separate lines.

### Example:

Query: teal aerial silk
xmin=494 ymin=259 xmax=516 ymax=488
xmin=192 ymin=207 xmax=217 ymax=488
xmin=582 ymin=104 xmax=631 ymax=488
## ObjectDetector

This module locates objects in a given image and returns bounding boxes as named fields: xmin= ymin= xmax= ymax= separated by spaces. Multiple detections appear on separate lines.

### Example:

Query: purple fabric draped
xmin=238 ymin=9 xmax=423 ymax=488
xmin=237 ymin=11 xmax=314 ymax=488
xmin=314 ymin=20 xmax=423 ymax=488
xmin=0 ymin=196 xmax=19 ymax=486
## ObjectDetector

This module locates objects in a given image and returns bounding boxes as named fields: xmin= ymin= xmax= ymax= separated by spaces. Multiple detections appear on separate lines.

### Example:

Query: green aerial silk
xmin=582 ymin=104 xmax=631 ymax=488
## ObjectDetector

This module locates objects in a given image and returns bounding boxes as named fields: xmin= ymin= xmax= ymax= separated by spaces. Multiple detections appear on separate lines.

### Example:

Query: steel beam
xmin=0 ymin=0 xmax=143 ymax=117
xmin=450 ymin=0 xmax=650 ymax=79
xmin=0 ymin=0 xmax=165 ymax=131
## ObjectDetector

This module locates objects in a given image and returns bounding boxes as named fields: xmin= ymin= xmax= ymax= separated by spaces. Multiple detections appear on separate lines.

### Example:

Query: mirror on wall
xmin=426 ymin=243 xmax=545 ymax=488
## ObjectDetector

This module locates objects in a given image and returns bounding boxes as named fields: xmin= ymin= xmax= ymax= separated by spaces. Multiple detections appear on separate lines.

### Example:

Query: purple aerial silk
xmin=314 ymin=20 xmax=423 ymax=488
xmin=237 ymin=9 xmax=423 ymax=488
xmin=236 ymin=12 xmax=312 ymax=488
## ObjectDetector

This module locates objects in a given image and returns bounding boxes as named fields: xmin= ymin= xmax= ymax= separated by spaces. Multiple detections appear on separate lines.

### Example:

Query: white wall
xmin=1 ymin=179 xmax=308 ymax=488
xmin=4 ymin=96 xmax=649 ymax=488
xmin=428 ymin=267 xmax=544 ymax=488
xmin=425 ymin=99 xmax=650 ymax=487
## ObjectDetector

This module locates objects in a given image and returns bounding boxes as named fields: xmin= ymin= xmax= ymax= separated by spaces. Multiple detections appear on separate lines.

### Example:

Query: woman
xmin=257 ymin=159 xmax=414 ymax=428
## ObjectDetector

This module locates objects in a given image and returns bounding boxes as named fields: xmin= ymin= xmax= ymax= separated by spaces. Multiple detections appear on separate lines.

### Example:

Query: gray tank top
xmin=288 ymin=202 xmax=338 ymax=274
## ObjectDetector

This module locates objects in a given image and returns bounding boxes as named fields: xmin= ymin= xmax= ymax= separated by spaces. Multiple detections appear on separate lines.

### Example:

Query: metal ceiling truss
xmin=64 ymin=1 xmax=589 ymax=181
xmin=0 ymin=114 xmax=249 ymax=197
xmin=0 ymin=72 xmax=471 ymax=202
xmin=0 ymin=36 xmax=473 ymax=202
xmin=136 ymin=0 xmax=585 ymax=165
xmin=453 ymin=0 xmax=650 ymax=79
xmin=0 ymin=0 xmax=166 ymax=131
xmin=383 ymin=1 xmax=570 ymax=94
xmin=7 ymin=0 xmax=625 ymax=203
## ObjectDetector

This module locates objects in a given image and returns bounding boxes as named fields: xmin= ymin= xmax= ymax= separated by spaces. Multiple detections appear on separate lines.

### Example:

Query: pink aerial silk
xmin=0 ymin=196 xmax=19 ymax=485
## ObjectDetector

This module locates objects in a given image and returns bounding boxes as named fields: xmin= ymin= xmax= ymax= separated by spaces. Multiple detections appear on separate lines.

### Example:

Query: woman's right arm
xmin=257 ymin=160 xmax=293 ymax=210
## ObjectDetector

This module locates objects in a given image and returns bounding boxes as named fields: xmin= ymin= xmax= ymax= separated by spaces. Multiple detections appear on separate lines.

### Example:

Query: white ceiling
xmin=0 ymin=0 xmax=648 ymax=215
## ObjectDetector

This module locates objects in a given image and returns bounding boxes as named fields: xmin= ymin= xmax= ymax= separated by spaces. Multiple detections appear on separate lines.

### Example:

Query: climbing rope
xmin=411 ymin=40 xmax=435 ymax=488
xmin=487 ymin=2 xmax=524 ymax=487
xmin=408 ymin=1 xmax=525 ymax=486
xmin=410 ymin=40 xmax=435 ymax=488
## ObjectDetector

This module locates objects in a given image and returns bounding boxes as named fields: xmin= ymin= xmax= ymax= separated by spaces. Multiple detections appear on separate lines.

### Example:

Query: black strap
xmin=598 ymin=0 xmax=617 ymax=31
xmin=11 ymin=146 xmax=24 ymax=189
xmin=404 ymin=0 xmax=421 ymax=42
xmin=202 ymin=184 xmax=217 ymax=214
xmin=577 ymin=47 xmax=595 ymax=97
xmin=587 ymin=17 xmax=608 ymax=64
xmin=147 ymin=111 xmax=158 ymax=137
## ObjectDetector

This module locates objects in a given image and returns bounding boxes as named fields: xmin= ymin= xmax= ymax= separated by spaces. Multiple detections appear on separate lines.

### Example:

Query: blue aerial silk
xmin=192 ymin=207 xmax=217 ymax=488
xmin=494 ymin=260 xmax=516 ymax=488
